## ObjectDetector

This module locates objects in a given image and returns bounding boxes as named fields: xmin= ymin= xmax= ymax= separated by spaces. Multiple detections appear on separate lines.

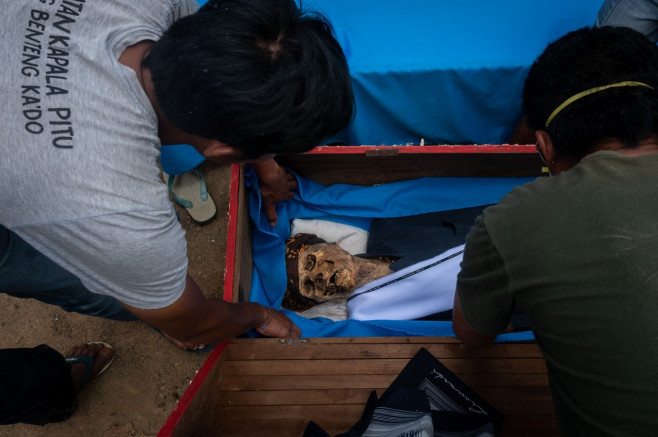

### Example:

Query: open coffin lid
xmin=158 ymin=145 xmax=558 ymax=437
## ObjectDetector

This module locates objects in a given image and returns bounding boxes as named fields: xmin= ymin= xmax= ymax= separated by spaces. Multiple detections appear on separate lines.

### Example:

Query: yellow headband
xmin=545 ymin=81 xmax=654 ymax=127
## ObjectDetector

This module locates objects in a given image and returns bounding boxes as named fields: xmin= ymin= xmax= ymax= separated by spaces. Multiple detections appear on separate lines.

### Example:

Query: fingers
xmin=256 ymin=309 xmax=302 ymax=338
xmin=264 ymin=203 xmax=278 ymax=227
xmin=259 ymin=168 xmax=297 ymax=227
xmin=286 ymin=172 xmax=298 ymax=191
xmin=289 ymin=323 xmax=302 ymax=338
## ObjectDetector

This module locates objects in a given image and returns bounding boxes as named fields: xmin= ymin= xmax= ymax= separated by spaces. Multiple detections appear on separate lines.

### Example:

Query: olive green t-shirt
xmin=457 ymin=151 xmax=658 ymax=436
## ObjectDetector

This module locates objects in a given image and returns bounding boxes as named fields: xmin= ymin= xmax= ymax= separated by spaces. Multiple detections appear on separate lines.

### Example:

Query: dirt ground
xmin=0 ymin=161 xmax=232 ymax=437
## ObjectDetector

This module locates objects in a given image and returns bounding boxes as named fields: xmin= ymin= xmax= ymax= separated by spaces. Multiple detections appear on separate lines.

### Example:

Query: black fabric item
xmin=303 ymin=349 xmax=501 ymax=436
xmin=381 ymin=348 xmax=502 ymax=435
xmin=0 ymin=344 xmax=76 ymax=425
xmin=362 ymin=387 xmax=434 ymax=436
xmin=304 ymin=391 xmax=379 ymax=437
xmin=303 ymin=421 xmax=332 ymax=437
xmin=363 ymin=206 xmax=489 ymax=271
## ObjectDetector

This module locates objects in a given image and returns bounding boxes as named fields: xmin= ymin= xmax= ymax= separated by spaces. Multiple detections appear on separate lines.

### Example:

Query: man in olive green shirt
xmin=453 ymin=26 xmax=658 ymax=436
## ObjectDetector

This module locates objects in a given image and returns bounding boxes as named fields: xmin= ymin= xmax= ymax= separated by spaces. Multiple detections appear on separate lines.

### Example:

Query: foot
xmin=65 ymin=343 xmax=115 ymax=393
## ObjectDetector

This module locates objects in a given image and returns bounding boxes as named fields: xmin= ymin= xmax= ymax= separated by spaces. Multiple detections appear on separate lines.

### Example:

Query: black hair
xmin=143 ymin=0 xmax=354 ymax=158
xmin=522 ymin=26 xmax=658 ymax=159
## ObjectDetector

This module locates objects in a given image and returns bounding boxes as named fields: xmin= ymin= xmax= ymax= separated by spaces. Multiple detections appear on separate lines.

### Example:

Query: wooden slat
xmin=211 ymin=419 xmax=355 ymax=436
xmin=210 ymin=417 xmax=559 ymax=437
xmin=213 ymin=402 xmax=555 ymax=422
xmin=221 ymin=357 xmax=547 ymax=376
xmin=215 ymin=404 xmax=363 ymax=422
xmin=216 ymin=385 xmax=552 ymax=407
xmin=275 ymin=148 xmax=542 ymax=185
xmin=223 ymin=339 xmax=543 ymax=360
xmin=217 ymin=372 xmax=549 ymax=391
xmin=500 ymin=415 xmax=560 ymax=435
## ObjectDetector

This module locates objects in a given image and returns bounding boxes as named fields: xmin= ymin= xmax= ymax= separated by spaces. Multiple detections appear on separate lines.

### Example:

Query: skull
xmin=298 ymin=243 xmax=358 ymax=301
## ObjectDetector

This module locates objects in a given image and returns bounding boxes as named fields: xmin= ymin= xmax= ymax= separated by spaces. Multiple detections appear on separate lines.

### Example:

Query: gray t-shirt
xmin=0 ymin=0 xmax=200 ymax=309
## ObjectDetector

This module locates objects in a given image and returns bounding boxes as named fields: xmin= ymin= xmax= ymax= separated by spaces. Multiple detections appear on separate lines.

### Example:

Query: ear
xmin=535 ymin=130 xmax=556 ymax=164
xmin=201 ymin=140 xmax=243 ymax=164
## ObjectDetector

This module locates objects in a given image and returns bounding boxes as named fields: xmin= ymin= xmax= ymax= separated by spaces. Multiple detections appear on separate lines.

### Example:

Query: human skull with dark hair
xmin=283 ymin=233 xmax=392 ymax=312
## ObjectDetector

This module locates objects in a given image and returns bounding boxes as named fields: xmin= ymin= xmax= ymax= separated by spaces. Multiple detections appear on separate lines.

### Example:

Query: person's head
xmin=144 ymin=0 xmax=354 ymax=160
xmin=523 ymin=26 xmax=658 ymax=168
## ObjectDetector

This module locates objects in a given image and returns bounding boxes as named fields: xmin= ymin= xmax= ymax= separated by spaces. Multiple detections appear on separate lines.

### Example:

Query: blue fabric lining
xmin=245 ymin=166 xmax=536 ymax=342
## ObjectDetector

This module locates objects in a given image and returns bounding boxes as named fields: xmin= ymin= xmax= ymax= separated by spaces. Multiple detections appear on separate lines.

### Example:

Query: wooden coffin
xmin=158 ymin=145 xmax=557 ymax=437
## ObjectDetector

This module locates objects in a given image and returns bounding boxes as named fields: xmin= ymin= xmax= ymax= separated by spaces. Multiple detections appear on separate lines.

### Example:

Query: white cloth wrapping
xmin=347 ymin=245 xmax=464 ymax=321
xmin=290 ymin=219 xmax=369 ymax=255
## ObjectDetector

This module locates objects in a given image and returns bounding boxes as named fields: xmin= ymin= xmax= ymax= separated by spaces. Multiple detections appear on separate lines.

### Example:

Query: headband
xmin=545 ymin=81 xmax=654 ymax=127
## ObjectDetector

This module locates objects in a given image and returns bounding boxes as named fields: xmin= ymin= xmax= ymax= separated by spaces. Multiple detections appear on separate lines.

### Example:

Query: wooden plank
xmin=228 ymin=336 xmax=467 ymax=346
xmin=220 ymin=357 xmax=547 ymax=376
xmin=215 ymin=385 xmax=553 ymax=407
xmin=213 ymin=402 xmax=556 ymax=422
xmin=234 ymin=166 xmax=253 ymax=303
xmin=276 ymin=148 xmax=542 ymax=185
xmin=216 ymin=388 xmax=375 ymax=407
xmin=211 ymin=419 xmax=354 ymax=436
xmin=217 ymin=372 xmax=549 ymax=391
xmin=223 ymin=340 xmax=543 ymax=360
xmin=215 ymin=404 xmax=363 ymax=422
xmin=500 ymin=416 xmax=560 ymax=436
xmin=210 ymin=417 xmax=559 ymax=437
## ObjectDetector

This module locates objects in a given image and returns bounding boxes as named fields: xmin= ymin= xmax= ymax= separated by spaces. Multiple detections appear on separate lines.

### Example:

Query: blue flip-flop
xmin=164 ymin=169 xmax=217 ymax=224
xmin=64 ymin=342 xmax=115 ymax=392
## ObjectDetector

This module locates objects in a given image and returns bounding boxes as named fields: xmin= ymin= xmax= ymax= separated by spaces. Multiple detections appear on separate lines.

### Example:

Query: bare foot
xmin=65 ymin=343 xmax=115 ymax=393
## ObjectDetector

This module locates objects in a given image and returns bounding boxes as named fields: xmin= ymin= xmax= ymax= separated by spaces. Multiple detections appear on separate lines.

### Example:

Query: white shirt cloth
xmin=347 ymin=245 xmax=464 ymax=321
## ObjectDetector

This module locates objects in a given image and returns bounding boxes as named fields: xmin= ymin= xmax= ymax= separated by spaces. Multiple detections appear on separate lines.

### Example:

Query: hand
xmin=256 ymin=307 xmax=302 ymax=338
xmin=252 ymin=159 xmax=298 ymax=227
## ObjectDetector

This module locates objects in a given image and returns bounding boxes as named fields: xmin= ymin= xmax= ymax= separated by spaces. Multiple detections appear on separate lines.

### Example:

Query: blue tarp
xmin=245 ymin=166 xmax=536 ymax=341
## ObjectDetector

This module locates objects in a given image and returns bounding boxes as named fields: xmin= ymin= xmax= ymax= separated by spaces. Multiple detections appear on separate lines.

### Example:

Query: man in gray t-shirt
xmin=0 ymin=0 xmax=354 ymax=349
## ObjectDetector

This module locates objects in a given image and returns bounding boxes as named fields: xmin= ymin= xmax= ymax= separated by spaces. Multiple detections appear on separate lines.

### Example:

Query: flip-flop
xmin=64 ymin=342 xmax=115 ymax=392
xmin=164 ymin=169 xmax=217 ymax=224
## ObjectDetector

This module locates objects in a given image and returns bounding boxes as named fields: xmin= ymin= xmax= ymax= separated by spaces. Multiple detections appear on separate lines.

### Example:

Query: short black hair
xmin=144 ymin=0 xmax=354 ymax=158
xmin=523 ymin=26 xmax=658 ymax=159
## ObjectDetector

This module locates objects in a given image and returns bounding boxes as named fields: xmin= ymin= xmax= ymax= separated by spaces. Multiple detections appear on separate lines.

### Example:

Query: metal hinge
xmin=278 ymin=338 xmax=310 ymax=344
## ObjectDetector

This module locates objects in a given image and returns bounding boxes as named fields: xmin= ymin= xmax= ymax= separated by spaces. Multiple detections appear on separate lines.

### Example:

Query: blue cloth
xmin=160 ymin=0 xmax=603 ymax=173
xmin=317 ymin=0 xmax=603 ymax=146
xmin=160 ymin=144 xmax=206 ymax=175
xmin=245 ymin=167 xmax=536 ymax=341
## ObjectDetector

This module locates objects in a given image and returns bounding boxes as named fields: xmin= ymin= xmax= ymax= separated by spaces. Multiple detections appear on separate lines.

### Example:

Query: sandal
xmin=64 ymin=342 xmax=115 ymax=392
xmin=164 ymin=169 xmax=217 ymax=224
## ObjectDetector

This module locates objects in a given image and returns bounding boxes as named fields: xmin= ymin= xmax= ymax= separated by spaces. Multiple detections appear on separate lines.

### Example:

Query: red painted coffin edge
xmin=156 ymin=341 xmax=229 ymax=437
xmin=157 ymin=165 xmax=242 ymax=437
xmin=308 ymin=144 xmax=537 ymax=154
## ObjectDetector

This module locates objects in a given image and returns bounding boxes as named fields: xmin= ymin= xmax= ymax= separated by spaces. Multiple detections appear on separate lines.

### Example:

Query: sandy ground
xmin=0 ymin=161 xmax=231 ymax=437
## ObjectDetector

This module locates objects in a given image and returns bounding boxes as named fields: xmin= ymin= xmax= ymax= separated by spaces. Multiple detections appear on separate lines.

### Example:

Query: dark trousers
xmin=0 ymin=344 xmax=76 ymax=426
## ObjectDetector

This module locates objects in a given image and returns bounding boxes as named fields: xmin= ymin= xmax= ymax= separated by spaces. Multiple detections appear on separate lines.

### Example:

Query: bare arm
xmin=122 ymin=274 xmax=301 ymax=348
xmin=251 ymin=158 xmax=298 ymax=227
xmin=452 ymin=291 xmax=498 ymax=349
